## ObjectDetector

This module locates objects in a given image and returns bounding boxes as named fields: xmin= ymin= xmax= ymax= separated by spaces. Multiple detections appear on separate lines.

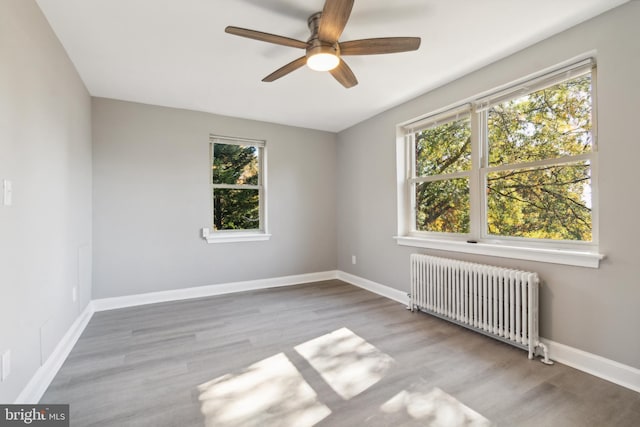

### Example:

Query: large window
xmin=398 ymin=59 xmax=601 ymax=267
xmin=206 ymin=135 xmax=269 ymax=243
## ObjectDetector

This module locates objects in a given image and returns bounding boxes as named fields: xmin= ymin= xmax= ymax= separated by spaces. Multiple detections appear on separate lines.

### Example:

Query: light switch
xmin=1 ymin=350 xmax=10 ymax=381
xmin=3 ymin=180 xmax=12 ymax=206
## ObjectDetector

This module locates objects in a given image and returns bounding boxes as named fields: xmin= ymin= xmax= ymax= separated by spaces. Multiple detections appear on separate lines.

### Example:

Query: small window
xmin=412 ymin=112 xmax=471 ymax=234
xmin=206 ymin=135 xmax=269 ymax=243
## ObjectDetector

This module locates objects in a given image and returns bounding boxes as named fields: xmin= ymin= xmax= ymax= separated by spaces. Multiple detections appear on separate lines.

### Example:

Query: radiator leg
xmin=407 ymin=293 xmax=415 ymax=312
xmin=536 ymin=342 xmax=554 ymax=365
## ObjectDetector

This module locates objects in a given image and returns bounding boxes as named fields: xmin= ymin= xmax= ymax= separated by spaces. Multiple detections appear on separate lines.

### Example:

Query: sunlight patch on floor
xmin=380 ymin=387 xmax=493 ymax=426
xmin=197 ymin=353 xmax=331 ymax=427
xmin=295 ymin=327 xmax=394 ymax=400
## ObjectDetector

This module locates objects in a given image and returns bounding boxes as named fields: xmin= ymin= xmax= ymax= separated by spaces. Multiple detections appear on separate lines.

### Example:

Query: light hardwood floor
xmin=42 ymin=280 xmax=640 ymax=426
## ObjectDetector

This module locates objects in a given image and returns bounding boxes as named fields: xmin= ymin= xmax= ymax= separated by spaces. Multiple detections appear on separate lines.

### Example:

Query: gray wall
xmin=92 ymin=98 xmax=337 ymax=298
xmin=337 ymin=2 xmax=640 ymax=370
xmin=0 ymin=0 xmax=92 ymax=403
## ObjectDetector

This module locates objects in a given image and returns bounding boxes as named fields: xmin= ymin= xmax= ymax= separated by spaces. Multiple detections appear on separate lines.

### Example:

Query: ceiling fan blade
xmin=262 ymin=56 xmax=308 ymax=82
xmin=225 ymin=26 xmax=307 ymax=49
xmin=318 ymin=0 xmax=354 ymax=43
xmin=340 ymin=37 xmax=421 ymax=55
xmin=330 ymin=60 xmax=358 ymax=88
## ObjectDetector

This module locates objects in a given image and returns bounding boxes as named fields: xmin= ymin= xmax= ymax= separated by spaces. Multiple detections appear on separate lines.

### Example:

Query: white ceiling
xmin=36 ymin=0 xmax=628 ymax=132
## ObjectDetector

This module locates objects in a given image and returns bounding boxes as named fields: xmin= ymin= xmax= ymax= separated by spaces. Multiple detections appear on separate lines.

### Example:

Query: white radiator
xmin=410 ymin=254 xmax=551 ymax=363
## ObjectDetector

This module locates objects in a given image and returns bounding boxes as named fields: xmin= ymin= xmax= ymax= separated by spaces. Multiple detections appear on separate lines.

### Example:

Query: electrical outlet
xmin=352 ymin=255 xmax=357 ymax=265
xmin=1 ymin=350 xmax=10 ymax=381
xmin=72 ymin=286 xmax=78 ymax=303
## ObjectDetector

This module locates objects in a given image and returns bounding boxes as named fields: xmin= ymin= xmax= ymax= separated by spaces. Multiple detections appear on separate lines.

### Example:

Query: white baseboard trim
xmin=338 ymin=271 xmax=640 ymax=394
xmin=337 ymin=271 xmax=409 ymax=305
xmin=92 ymin=271 xmax=339 ymax=312
xmin=15 ymin=302 xmax=95 ymax=404
xmin=541 ymin=338 xmax=640 ymax=393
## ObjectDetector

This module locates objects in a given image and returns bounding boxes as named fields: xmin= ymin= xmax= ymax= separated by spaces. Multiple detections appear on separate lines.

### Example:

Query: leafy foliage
xmin=212 ymin=143 xmax=260 ymax=230
xmin=488 ymin=77 xmax=592 ymax=166
xmin=212 ymin=143 xmax=259 ymax=185
xmin=487 ymin=76 xmax=592 ymax=240
xmin=414 ymin=74 xmax=593 ymax=241
xmin=416 ymin=179 xmax=470 ymax=233
xmin=415 ymin=117 xmax=471 ymax=233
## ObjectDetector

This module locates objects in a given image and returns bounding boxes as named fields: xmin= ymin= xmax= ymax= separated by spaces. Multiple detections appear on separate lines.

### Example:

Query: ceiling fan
xmin=225 ymin=0 xmax=421 ymax=88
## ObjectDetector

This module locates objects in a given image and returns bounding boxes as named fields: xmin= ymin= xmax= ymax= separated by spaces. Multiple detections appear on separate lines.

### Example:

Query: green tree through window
xmin=410 ymin=65 xmax=594 ymax=243
xmin=415 ymin=117 xmax=471 ymax=233
xmin=486 ymin=75 xmax=592 ymax=240
xmin=211 ymin=140 xmax=263 ymax=231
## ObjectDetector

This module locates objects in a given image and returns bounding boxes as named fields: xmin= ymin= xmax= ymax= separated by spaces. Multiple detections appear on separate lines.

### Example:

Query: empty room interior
xmin=2 ymin=0 xmax=640 ymax=425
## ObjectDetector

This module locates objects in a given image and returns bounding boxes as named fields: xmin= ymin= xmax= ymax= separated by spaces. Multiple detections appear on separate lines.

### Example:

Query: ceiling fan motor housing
xmin=306 ymin=39 xmax=340 ymax=59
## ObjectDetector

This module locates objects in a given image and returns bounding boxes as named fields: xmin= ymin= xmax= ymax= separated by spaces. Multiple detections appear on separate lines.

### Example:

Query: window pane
xmin=488 ymin=75 xmax=592 ymax=166
xmin=212 ymin=143 xmax=259 ymax=185
xmin=487 ymin=162 xmax=591 ymax=241
xmin=213 ymin=189 xmax=260 ymax=230
xmin=415 ymin=117 xmax=471 ymax=176
xmin=416 ymin=178 xmax=470 ymax=233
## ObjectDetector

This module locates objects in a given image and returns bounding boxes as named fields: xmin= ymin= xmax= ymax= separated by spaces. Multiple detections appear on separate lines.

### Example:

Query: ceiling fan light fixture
xmin=306 ymin=44 xmax=340 ymax=71
xmin=307 ymin=53 xmax=340 ymax=71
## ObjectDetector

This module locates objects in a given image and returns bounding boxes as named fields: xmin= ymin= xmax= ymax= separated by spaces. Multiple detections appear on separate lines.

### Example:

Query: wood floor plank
xmin=41 ymin=280 xmax=640 ymax=426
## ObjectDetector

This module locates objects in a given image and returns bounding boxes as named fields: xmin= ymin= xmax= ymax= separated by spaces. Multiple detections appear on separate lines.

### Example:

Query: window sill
xmin=203 ymin=229 xmax=271 ymax=244
xmin=394 ymin=236 xmax=604 ymax=268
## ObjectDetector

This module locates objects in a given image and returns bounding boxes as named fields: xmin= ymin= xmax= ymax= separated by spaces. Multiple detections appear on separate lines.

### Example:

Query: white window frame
xmin=408 ymin=105 xmax=473 ymax=236
xmin=396 ymin=58 xmax=604 ymax=268
xmin=203 ymin=135 xmax=270 ymax=243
